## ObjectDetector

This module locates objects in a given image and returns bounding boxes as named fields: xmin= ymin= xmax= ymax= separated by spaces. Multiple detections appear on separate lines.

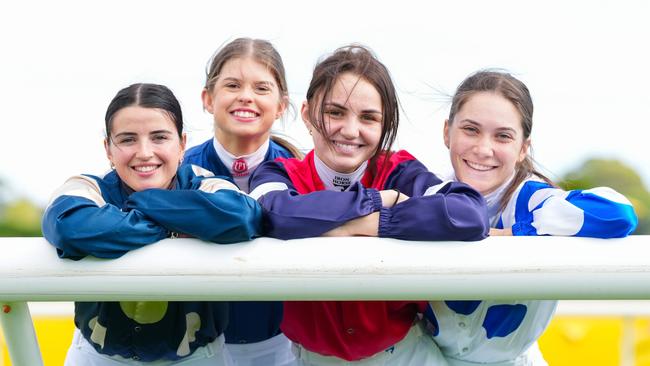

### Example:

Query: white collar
xmin=213 ymin=138 xmax=269 ymax=177
xmin=314 ymin=152 xmax=368 ymax=192
xmin=212 ymin=138 xmax=269 ymax=193
xmin=482 ymin=174 xmax=515 ymax=227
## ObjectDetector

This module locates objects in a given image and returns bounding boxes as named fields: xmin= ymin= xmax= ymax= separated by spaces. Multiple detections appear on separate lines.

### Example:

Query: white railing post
xmin=0 ymin=301 xmax=43 ymax=366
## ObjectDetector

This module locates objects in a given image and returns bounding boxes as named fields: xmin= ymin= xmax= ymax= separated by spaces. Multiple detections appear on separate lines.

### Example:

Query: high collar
xmin=313 ymin=152 xmax=368 ymax=192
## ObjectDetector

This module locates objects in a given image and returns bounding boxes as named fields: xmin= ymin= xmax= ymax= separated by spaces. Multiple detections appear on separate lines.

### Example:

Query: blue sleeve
xmin=510 ymin=181 xmax=637 ymax=238
xmin=249 ymin=161 xmax=383 ymax=240
xmin=42 ymin=195 xmax=168 ymax=260
xmin=126 ymin=188 xmax=262 ymax=243
xmin=379 ymin=160 xmax=489 ymax=241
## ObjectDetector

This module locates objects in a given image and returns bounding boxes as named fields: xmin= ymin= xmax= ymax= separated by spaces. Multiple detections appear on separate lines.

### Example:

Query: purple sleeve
xmin=249 ymin=161 xmax=383 ymax=240
xmin=379 ymin=160 xmax=489 ymax=241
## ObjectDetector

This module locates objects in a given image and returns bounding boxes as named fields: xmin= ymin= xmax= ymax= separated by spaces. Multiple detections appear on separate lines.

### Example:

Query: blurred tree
xmin=0 ymin=198 xmax=43 ymax=236
xmin=0 ymin=176 xmax=43 ymax=236
xmin=560 ymin=159 xmax=650 ymax=234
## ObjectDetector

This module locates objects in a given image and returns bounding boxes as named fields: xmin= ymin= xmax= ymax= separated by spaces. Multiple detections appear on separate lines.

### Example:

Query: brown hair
xmin=304 ymin=44 xmax=399 ymax=176
xmin=448 ymin=70 xmax=553 ymax=211
xmin=205 ymin=38 xmax=301 ymax=157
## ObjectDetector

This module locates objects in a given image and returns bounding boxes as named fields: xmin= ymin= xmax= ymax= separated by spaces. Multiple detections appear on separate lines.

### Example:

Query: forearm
xmin=260 ymin=187 xmax=383 ymax=239
xmin=379 ymin=185 xmax=489 ymax=241
xmin=127 ymin=189 xmax=263 ymax=243
xmin=42 ymin=196 xmax=167 ymax=259
xmin=322 ymin=212 xmax=380 ymax=237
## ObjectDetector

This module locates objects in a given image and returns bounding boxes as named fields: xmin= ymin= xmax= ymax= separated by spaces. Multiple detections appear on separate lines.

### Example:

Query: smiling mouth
xmin=132 ymin=165 xmax=160 ymax=173
xmin=231 ymin=110 xmax=259 ymax=119
xmin=332 ymin=141 xmax=363 ymax=153
xmin=464 ymin=159 xmax=496 ymax=171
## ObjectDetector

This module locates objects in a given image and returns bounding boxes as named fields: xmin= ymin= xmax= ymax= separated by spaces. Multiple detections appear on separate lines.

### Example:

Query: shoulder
xmin=379 ymin=150 xmax=424 ymax=174
xmin=380 ymin=150 xmax=417 ymax=166
xmin=252 ymin=157 xmax=294 ymax=183
xmin=47 ymin=171 xmax=118 ymax=207
xmin=183 ymin=138 xmax=213 ymax=163
xmin=266 ymin=139 xmax=293 ymax=160
xmin=177 ymin=164 xmax=239 ymax=193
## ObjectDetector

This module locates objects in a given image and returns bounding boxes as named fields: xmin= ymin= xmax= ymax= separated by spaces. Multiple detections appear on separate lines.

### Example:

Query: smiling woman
xmin=444 ymin=91 xmax=529 ymax=196
xmin=40 ymin=83 xmax=264 ymax=365
xmin=105 ymin=106 xmax=186 ymax=192
xmin=426 ymin=70 xmax=638 ymax=366
xmin=248 ymin=45 xmax=489 ymax=365
xmin=181 ymin=38 xmax=302 ymax=366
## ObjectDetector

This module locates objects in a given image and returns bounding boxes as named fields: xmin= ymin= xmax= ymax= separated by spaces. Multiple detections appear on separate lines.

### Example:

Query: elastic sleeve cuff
xmin=377 ymin=207 xmax=392 ymax=237
xmin=369 ymin=189 xmax=383 ymax=211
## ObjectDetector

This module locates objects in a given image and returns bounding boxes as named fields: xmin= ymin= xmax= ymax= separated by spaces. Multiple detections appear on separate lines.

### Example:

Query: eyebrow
xmin=460 ymin=119 xmax=518 ymax=134
xmin=324 ymin=102 xmax=382 ymax=115
xmin=113 ymin=130 xmax=173 ymax=138
xmin=221 ymin=77 xmax=276 ymax=87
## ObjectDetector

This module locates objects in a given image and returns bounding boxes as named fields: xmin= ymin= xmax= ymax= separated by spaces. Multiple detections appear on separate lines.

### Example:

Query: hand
xmin=379 ymin=190 xmax=410 ymax=208
xmin=322 ymin=212 xmax=380 ymax=237
xmin=489 ymin=228 xmax=512 ymax=236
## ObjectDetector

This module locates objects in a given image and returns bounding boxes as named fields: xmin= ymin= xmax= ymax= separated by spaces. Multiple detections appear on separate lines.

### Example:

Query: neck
xmin=214 ymin=130 xmax=270 ymax=156
xmin=313 ymin=152 xmax=368 ymax=192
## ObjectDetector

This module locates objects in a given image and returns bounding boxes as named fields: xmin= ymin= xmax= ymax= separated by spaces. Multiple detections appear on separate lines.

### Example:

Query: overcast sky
xmin=2 ymin=0 xmax=649 ymax=206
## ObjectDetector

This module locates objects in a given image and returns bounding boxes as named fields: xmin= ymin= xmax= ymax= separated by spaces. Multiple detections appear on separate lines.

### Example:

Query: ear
xmin=180 ymin=133 xmax=187 ymax=153
xmin=276 ymin=95 xmax=289 ymax=120
xmin=104 ymin=138 xmax=113 ymax=166
xmin=518 ymin=138 xmax=531 ymax=163
xmin=301 ymin=101 xmax=313 ymax=131
xmin=443 ymin=119 xmax=450 ymax=149
xmin=201 ymin=88 xmax=214 ymax=114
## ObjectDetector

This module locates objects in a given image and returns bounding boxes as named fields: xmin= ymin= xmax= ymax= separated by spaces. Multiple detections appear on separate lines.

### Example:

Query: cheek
xmin=509 ymin=151 xmax=520 ymax=166
xmin=447 ymin=134 xmax=466 ymax=157
xmin=109 ymin=147 xmax=129 ymax=164
xmin=367 ymin=126 xmax=383 ymax=147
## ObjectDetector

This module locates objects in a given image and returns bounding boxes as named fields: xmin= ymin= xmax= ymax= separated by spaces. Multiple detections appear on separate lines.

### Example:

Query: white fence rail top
xmin=1 ymin=236 xmax=650 ymax=301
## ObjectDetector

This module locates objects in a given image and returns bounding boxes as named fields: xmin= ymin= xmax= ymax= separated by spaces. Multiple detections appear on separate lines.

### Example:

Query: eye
xmin=496 ymin=132 xmax=514 ymax=142
xmin=115 ymin=137 xmax=136 ymax=145
xmin=224 ymin=82 xmax=240 ymax=89
xmin=324 ymin=108 xmax=344 ymax=118
xmin=255 ymin=84 xmax=272 ymax=93
xmin=461 ymin=126 xmax=479 ymax=135
xmin=152 ymin=134 xmax=170 ymax=143
xmin=361 ymin=113 xmax=381 ymax=123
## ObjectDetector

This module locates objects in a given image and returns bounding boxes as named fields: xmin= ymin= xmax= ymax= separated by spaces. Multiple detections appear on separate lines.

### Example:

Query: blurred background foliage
xmin=0 ymin=157 xmax=647 ymax=237
xmin=0 ymin=178 xmax=42 ymax=236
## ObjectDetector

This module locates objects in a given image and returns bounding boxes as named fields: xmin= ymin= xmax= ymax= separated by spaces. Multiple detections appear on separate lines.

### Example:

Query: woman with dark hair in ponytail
xmin=42 ymin=83 xmax=262 ymax=365
xmin=426 ymin=70 xmax=638 ymax=365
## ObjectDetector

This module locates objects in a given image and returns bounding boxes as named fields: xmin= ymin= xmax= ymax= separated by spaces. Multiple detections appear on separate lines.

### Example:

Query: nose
xmin=237 ymin=85 xmax=254 ymax=103
xmin=339 ymin=116 xmax=360 ymax=139
xmin=135 ymin=140 xmax=154 ymax=159
xmin=473 ymin=136 xmax=494 ymax=157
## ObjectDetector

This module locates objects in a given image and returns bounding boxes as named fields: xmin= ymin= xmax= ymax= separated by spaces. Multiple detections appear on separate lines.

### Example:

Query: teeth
xmin=134 ymin=165 xmax=158 ymax=172
xmin=333 ymin=141 xmax=359 ymax=152
xmin=466 ymin=160 xmax=494 ymax=171
xmin=232 ymin=110 xmax=257 ymax=118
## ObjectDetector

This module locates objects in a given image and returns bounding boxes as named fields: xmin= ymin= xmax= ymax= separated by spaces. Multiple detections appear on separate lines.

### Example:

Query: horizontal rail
xmin=1 ymin=236 xmax=650 ymax=301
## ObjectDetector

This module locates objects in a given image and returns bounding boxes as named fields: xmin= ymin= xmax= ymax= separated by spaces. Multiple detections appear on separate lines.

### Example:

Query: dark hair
xmin=105 ymin=83 xmax=183 ymax=141
xmin=305 ymin=45 xmax=399 ymax=175
xmin=448 ymin=70 xmax=553 ymax=210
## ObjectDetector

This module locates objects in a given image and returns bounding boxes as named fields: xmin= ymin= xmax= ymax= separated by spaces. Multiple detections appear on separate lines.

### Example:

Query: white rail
xmin=1 ymin=236 xmax=650 ymax=364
